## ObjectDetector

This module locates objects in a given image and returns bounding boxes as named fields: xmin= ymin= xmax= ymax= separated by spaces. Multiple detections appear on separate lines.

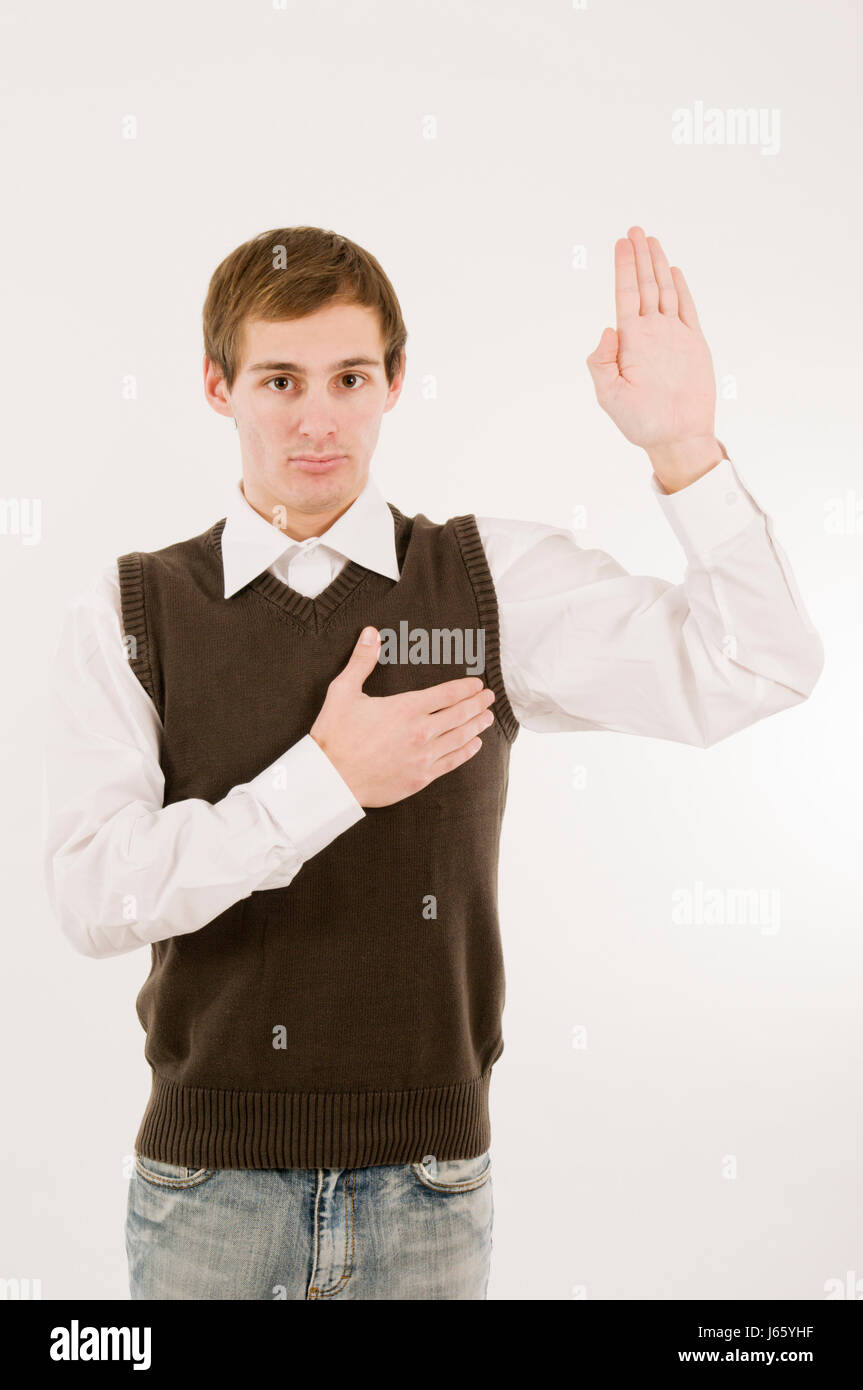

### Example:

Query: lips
xmin=291 ymin=455 xmax=346 ymax=473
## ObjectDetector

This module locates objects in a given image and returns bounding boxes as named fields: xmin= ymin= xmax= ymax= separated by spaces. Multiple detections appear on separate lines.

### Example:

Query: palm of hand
xmin=587 ymin=227 xmax=717 ymax=452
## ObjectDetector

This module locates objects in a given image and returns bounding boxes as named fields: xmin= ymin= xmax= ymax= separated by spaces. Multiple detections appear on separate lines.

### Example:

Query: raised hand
xmin=586 ymin=226 xmax=723 ymax=490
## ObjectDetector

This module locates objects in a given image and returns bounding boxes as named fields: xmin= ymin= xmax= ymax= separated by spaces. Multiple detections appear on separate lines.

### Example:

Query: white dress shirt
xmin=42 ymin=458 xmax=824 ymax=958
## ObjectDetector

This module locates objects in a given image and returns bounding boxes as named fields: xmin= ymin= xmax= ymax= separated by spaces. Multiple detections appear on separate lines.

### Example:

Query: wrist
xmin=646 ymin=435 xmax=726 ymax=493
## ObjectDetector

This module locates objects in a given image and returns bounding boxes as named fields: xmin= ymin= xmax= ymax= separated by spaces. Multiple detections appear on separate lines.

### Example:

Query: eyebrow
xmin=246 ymin=357 xmax=382 ymax=374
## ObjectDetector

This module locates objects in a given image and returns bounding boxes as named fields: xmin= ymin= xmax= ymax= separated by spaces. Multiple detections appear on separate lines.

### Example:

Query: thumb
xmin=339 ymin=625 xmax=381 ymax=690
xmin=586 ymin=326 xmax=620 ymax=386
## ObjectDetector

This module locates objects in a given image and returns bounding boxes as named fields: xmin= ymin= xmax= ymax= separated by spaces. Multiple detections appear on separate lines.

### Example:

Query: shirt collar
xmin=220 ymin=471 xmax=401 ymax=598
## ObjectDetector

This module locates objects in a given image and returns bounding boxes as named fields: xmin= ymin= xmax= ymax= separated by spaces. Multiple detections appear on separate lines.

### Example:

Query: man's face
xmin=204 ymin=301 xmax=403 ymax=534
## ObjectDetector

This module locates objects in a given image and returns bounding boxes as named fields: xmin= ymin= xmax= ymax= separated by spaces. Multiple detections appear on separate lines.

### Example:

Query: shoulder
xmin=472 ymin=513 xmax=578 ymax=581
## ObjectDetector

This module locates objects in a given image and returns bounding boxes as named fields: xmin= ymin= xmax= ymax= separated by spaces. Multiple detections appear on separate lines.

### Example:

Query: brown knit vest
xmin=117 ymin=502 xmax=519 ymax=1169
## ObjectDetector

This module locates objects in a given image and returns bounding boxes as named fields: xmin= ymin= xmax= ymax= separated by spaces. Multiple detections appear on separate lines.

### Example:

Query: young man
xmin=43 ymin=225 xmax=824 ymax=1300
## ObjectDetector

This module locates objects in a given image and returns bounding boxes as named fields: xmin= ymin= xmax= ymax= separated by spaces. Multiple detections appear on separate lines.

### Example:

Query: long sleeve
xmin=42 ymin=564 xmax=365 ymax=959
xmin=476 ymin=455 xmax=824 ymax=745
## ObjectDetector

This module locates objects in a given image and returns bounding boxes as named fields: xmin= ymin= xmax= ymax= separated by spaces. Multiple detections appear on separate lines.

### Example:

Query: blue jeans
xmin=126 ymin=1148 xmax=493 ymax=1300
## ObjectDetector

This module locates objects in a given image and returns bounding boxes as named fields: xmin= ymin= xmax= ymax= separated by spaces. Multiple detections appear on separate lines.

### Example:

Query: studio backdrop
xmin=1 ymin=0 xmax=859 ymax=1302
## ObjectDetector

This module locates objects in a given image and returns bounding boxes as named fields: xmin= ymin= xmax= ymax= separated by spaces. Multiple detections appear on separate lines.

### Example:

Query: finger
xmin=430 ymin=701 xmax=495 ymax=758
xmin=627 ymin=225 xmax=659 ymax=314
xmin=337 ymin=625 xmax=380 ymax=690
xmin=614 ymin=237 xmax=640 ymax=327
xmin=427 ymin=734 xmax=484 ymax=778
xmin=669 ymin=264 xmax=701 ymax=330
xmin=646 ymin=235 xmax=678 ymax=316
xmin=409 ymin=676 xmax=486 ymax=713
xmin=427 ymin=686 xmax=495 ymax=739
xmin=586 ymin=326 xmax=621 ymax=396
xmin=586 ymin=325 xmax=619 ymax=364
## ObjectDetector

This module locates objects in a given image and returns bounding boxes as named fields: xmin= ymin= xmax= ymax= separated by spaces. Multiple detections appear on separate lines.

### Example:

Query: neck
xmin=241 ymin=482 xmax=360 ymax=542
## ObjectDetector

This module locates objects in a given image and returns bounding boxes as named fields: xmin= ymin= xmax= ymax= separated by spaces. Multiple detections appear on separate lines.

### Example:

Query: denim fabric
xmin=126 ymin=1148 xmax=493 ymax=1300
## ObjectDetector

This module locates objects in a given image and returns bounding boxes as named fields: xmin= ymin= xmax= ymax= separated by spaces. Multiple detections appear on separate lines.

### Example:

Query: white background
xmin=2 ymin=0 xmax=860 ymax=1300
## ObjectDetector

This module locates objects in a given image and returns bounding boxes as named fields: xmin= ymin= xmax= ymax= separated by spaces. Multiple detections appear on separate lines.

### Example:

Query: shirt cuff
xmin=650 ymin=453 xmax=764 ymax=557
xmin=248 ymin=733 xmax=365 ymax=861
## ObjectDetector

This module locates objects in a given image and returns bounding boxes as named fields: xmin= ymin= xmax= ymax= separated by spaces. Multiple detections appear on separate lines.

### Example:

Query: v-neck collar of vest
xmin=207 ymin=502 xmax=409 ymax=634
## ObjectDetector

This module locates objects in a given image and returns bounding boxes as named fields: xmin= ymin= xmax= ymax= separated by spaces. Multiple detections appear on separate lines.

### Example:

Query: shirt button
xmin=725 ymin=491 xmax=738 ymax=505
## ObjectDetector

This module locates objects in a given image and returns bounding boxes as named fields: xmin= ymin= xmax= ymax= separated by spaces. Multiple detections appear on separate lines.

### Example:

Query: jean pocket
xmin=134 ymin=1152 xmax=215 ymax=1190
xmin=411 ymin=1149 xmax=492 ymax=1193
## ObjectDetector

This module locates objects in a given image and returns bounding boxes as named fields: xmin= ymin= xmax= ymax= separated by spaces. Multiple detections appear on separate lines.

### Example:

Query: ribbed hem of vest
xmin=135 ymin=1064 xmax=499 ymax=1169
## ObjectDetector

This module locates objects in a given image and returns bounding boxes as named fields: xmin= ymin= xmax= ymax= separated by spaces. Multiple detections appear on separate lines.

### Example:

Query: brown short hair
xmin=202 ymin=226 xmax=407 ymax=394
